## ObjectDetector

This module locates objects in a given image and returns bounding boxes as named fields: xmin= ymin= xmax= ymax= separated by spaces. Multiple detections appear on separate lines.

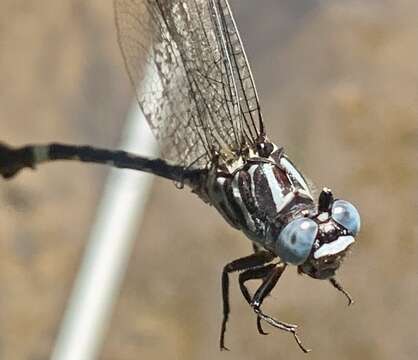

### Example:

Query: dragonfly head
xmin=274 ymin=188 xmax=360 ymax=279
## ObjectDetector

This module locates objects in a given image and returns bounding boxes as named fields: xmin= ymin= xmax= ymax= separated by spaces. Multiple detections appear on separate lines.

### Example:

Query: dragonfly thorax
xmin=206 ymin=141 xmax=316 ymax=253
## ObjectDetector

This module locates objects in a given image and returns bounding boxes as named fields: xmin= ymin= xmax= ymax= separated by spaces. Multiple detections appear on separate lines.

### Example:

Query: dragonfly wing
xmin=115 ymin=0 xmax=255 ymax=169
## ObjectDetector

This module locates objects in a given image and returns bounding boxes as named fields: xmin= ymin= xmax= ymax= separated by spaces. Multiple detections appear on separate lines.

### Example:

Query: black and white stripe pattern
xmin=207 ymin=146 xmax=315 ymax=250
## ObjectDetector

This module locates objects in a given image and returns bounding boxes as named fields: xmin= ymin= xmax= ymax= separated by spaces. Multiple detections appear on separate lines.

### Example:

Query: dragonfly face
xmin=298 ymin=196 xmax=361 ymax=279
xmin=267 ymin=185 xmax=360 ymax=276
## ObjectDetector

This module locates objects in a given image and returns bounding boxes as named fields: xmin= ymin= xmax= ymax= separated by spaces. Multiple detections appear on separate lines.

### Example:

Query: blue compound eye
xmin=331 ymin=200 xmax=361 ymax=235
xmin=276 ymin=218 xmax=318 ymax=265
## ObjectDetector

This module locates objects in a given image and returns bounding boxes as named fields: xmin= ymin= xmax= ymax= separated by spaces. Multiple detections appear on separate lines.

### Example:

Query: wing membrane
xmin=114 ymin=0 xmax=264 ymax=169
xmin=210 ymin=0 xmax=264 ymax=142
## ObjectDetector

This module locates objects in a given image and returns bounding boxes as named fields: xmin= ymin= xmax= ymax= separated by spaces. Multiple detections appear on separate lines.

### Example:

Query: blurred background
xmin=0 ymin=0 xmax=417 ymax=359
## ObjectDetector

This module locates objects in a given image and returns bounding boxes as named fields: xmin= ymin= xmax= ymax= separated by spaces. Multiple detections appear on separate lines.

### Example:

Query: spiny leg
xmin=250 ymin=242 xmax=270 ymax=334
xmin=220 ymin=251 xmax=274 ymax=350
xmin=329 ymin=277 xmax=354 ymax=306
xmin=251 ymin=264 xmax=311 ymax=353
xmin=238 ymin=264 xmax=276 ymax=335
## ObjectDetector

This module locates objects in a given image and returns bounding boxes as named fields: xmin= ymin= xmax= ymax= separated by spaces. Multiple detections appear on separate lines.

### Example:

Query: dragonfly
xmin=0 ymin=0 xmax=361 ymax=352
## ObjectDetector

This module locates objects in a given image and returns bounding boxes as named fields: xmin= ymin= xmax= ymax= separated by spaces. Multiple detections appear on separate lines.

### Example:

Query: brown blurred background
xmin=0 ymin=0 xmax=417 ymax=359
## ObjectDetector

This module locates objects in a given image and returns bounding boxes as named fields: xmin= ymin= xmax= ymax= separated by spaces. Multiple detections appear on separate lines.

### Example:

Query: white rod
xmin=51 ymin=100 xmax=158 ymax=360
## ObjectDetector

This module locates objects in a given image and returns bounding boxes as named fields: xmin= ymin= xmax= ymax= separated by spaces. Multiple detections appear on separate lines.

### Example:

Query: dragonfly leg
xmin=238 ymin=264 xmax=276 ymax=335
xmin=220 ymin=250 xmax=274 ymax=351
xmin=329 ymin=277 xmax=354 ymax=306
xmin=250 ymin=263 xmax=311 ymax=353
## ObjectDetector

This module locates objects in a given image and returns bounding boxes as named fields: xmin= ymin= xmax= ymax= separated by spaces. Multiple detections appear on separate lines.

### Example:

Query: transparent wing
xmin=114 ymin=0 xmax=264 ymax=169
xmin=210 ymin=0 xmax=264 ymax=143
